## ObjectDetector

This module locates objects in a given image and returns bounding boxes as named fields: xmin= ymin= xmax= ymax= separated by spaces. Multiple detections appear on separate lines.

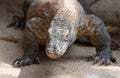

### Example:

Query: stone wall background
xmin=86 ymin=0 xmax=120 ymax=26
xmin=1 ymin=0 xmax=120 ymax=26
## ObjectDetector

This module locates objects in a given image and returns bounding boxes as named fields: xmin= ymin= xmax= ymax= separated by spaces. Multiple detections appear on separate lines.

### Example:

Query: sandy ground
xmin=0 ymin=0 xmax=120 ymax=78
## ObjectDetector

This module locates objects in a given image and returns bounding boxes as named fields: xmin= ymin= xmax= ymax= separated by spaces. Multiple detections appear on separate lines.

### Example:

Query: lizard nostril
xmin=56 ymin=49 xmax=60 ymax=53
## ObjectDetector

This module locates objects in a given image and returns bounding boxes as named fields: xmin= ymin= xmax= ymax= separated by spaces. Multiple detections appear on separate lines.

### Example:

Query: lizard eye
xmin=64 ymin=30 xmax=70 ymax=40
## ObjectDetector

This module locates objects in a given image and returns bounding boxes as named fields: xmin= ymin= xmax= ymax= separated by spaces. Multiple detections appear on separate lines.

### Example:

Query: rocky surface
xmin=86 ymin=0 xmax=120 ymax=26
xmin=0 ymin=0 xmax=120 ymax=78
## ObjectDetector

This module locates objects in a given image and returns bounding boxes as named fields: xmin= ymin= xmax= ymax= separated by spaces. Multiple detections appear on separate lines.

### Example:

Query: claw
xmin=105 ymin=60 xmax=110 ymax=66
xmin=14 ymin=21 xmax=21 ymax=29
xmin=13 ymin=60 xmax=20 ymax=67
xmin=7 ymin=16 xmax=24 ymax=29
xmin=13 ymin=56 xmax=40 ymax=67
xmin=111 ymin=58 xmax=117 ymax=64
xmin=91 ymin=53 xmax=117 ymax=66
xmin=25 ymin=58 xmax=32 ymax=65
xmin=97 ymin=59 xmax=105 ymax=66
xmin=19 ymin=59 xmax=25 ymax=66
xmin=13 ymin=59 xmax=19 ymax=65
xmin=93 ymin=56 xmax=100 ymax=65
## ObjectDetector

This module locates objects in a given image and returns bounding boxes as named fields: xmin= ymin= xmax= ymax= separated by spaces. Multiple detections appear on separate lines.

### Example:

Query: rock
xmin=86 ymin=0 xmax=120 ymax=26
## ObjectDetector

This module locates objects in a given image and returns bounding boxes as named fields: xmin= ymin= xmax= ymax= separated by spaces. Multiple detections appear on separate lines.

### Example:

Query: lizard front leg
xmin=13 ymin=17 xmax=42 ymax=67
xmin=85 ymin=15 xmax=117 ymax=65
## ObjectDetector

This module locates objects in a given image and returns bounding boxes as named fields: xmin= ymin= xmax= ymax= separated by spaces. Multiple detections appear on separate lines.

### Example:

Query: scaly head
xmin=46 ymin=17 xmax=77 ymax=59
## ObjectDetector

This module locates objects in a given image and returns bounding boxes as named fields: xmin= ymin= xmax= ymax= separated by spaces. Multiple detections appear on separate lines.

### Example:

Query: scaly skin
xmin=9 ymin=0 xmax=116 ymax=67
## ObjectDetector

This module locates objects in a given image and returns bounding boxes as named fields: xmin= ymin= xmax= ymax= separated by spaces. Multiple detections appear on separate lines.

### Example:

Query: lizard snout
xmin=46 ymin=48 xmax=62 ymax=59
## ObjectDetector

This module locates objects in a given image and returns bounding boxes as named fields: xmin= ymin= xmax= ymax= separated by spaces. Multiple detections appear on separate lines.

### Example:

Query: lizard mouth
xmin=46 ymin=49 xmax=62 ymax=59
xmin=46 ymin=41 xmax=70 ymax=59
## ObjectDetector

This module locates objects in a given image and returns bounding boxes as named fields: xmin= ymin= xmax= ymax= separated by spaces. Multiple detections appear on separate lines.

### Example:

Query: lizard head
xmin=46 ymin=18 xmax=77 ymax=59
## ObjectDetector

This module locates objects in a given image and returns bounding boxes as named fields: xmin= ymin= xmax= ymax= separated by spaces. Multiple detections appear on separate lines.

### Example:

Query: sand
xmin=0 ymin=0 xmax=120 ymax=78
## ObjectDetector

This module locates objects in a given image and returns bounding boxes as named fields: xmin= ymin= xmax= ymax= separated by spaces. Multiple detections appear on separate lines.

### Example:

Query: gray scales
xmin=7 ymin=0 xmax=116 ymax=67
